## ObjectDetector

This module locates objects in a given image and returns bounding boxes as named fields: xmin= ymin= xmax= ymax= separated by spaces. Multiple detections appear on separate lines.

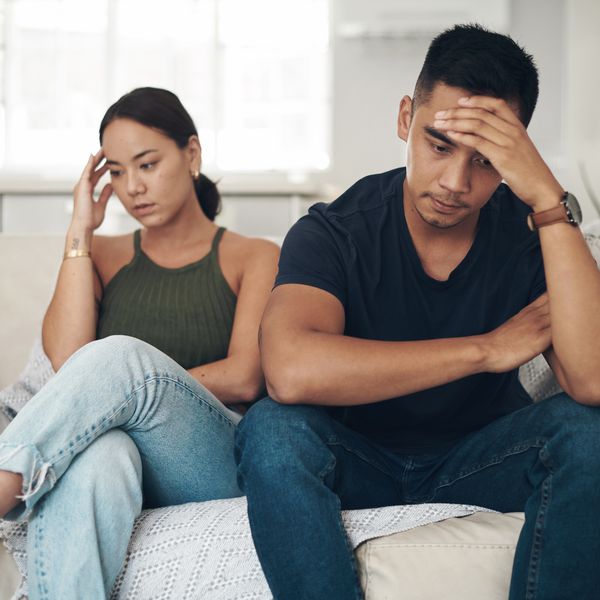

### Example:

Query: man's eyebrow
xmin=105 ymin=149 xmax=159 ymax=166
xmin=423 ymin=126 xmax=457 ymax=148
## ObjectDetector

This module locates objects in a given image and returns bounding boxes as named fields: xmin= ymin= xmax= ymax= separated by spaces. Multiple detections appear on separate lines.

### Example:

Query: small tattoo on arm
xmin=71 ymin=238 xmax=80 ymax=251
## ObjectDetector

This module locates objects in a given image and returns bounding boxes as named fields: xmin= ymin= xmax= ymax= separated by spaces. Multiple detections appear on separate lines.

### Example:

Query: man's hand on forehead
xmin=432 ymin=95 xmax=563 ymax=211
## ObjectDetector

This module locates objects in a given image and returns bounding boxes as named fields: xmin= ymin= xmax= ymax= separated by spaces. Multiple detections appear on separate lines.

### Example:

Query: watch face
xmin=564 ymin=192 xmax=582 ymax=224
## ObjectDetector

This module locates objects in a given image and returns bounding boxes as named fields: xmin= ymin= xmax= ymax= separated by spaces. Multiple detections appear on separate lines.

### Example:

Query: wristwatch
xmin=527 ymin=191 xmax=582 ymax=231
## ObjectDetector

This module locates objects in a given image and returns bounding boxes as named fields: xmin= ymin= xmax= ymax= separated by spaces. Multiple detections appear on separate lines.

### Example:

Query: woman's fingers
xmin=90 ymin=162 xmax=110 ymax=188
xmin=96 ymin=183 xmax=113 ymax=208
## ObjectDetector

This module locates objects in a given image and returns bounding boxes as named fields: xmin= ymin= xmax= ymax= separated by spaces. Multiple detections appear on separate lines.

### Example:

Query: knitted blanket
xmin=1 ymin=498 xmax=493 ymax=600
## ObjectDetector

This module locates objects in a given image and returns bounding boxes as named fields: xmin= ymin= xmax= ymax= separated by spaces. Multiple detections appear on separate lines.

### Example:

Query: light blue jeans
xmin=0 ymin=335 xmax=243 ymax=600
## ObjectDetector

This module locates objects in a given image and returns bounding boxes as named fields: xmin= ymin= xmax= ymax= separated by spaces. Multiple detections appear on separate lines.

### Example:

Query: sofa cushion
xmin=356 ymin=511 xmax=524 ymax=600
xmin=0 ymin=542 xmax=20 ymax=600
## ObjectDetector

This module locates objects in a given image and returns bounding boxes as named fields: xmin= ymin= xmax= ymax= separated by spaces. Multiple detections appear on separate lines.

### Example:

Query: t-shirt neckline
xmin=397 ymin=181 xmax=490 ymax=289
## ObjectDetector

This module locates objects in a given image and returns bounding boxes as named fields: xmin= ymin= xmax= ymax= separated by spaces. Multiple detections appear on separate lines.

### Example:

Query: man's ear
xmin=397 ymin=95 xmax=413 ymax=142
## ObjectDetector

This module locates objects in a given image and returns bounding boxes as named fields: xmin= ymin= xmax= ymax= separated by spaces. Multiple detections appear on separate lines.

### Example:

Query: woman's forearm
xmin=42 ymin=226 xmax=99 ymax=371
xmin=187 ymin=354 xmax=264 ymax=404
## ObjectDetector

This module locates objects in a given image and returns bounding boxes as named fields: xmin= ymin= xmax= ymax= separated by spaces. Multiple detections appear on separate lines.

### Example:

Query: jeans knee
xmin=86 ymin=335 xmax=153 ymax=362
xmin=541 ymin=394 xmax=600 ymax=469
xmin=235 ymin=398 xmax=335 ymax=487
xmin=68 ymin=335 xmax=173 ymax=380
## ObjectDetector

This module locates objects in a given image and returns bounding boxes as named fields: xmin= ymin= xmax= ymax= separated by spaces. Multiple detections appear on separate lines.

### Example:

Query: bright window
xmin=0 ymin=0 xmax=330 ymax=173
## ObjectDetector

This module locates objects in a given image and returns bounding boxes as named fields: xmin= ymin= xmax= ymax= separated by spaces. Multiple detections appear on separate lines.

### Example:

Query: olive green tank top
xmin=97 ymin=227 xmax=237 ymax=369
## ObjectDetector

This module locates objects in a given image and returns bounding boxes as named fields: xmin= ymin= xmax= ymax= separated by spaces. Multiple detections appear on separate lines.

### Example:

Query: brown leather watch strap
xmin=527 ymin=204 xmax=569 ymax=231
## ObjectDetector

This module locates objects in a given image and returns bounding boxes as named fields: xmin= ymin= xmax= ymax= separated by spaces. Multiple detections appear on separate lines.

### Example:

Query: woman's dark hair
xmin=99 ymin=87 xmax=221 ymax=220
xmin=414 ymin=24 xmax=539 ymax=126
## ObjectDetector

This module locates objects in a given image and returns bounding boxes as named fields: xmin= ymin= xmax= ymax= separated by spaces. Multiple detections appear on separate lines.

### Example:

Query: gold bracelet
xmin=63 ymin=249 xmax=91 ymax=260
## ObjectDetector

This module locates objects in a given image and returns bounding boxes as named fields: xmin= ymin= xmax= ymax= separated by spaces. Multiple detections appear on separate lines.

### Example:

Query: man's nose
xmin=439 ymin=159 xmax=471 ymax=195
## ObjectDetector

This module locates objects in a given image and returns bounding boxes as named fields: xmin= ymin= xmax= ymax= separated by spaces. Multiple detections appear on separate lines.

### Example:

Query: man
xmin=235 ymin=24 xmax=600 ymax=600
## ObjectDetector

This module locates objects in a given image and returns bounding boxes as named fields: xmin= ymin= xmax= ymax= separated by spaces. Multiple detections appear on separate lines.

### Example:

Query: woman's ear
xmin=187 ymin=135 xmax=202 ymax=171
xmin=397 ymin=95 xmax=413 ymax=141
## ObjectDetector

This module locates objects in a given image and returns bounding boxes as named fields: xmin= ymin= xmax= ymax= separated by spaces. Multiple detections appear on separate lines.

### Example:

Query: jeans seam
xmin=411 ymin=438 xmax=547 ymax=504
xmin=141 ymin=374 xmax=240 ymax=429
xmin=32 ymin=500 xmax=49 ymax=600
xmin=317 ymin=450 xmax=364 ymax=600
xmin=46 ymin=374 xmax=236 ymax=466
xmin=525 ymin=445 xmax=554 ymax=600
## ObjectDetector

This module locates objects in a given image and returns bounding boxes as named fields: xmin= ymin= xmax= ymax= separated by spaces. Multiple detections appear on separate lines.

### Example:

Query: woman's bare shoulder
xmin=221 ymin=230 xmax=280 ymax=264
xmin=93 ymin=233 xmax=136 ymax=285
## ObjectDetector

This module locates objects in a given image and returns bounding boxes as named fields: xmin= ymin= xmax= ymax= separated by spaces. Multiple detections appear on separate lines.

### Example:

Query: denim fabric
xmin=0 ymin=335 xmax=242 ymax=600
xmin=235 ymin=395 xmax=600 ymax=600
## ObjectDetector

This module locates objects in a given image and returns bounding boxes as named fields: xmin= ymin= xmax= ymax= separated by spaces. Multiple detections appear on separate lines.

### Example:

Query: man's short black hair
xmin=413 ymin=24 xmax=539 ymax=126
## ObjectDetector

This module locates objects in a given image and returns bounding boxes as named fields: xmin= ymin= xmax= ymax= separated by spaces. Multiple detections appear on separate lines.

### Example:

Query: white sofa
xmin=6 ymin=230 xmax=598 ymax=599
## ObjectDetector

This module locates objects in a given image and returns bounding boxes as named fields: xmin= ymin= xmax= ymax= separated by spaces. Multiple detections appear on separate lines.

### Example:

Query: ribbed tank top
xmin=97 ymin=227 xmax=236 ymax=369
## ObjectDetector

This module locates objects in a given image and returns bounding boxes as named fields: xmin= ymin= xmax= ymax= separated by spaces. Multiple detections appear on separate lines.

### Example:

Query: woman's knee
xmin=85 ymin=335 xmax=157 ymax=362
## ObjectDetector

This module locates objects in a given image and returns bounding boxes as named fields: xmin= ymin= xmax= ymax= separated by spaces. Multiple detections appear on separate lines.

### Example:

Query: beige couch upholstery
xmin=0 ymin=234 xmax=525 ymax=600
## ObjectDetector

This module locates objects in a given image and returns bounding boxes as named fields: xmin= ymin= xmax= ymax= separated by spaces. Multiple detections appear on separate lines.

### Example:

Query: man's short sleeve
xmin=275 ymin=209 xmax=348 ymax=306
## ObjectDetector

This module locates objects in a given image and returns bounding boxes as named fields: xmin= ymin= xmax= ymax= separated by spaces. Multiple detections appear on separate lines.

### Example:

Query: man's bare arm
xmin=435 ymin=95 xmax=600 ymax=404
xmin=261 ymin=284 xmax=551 ymax=406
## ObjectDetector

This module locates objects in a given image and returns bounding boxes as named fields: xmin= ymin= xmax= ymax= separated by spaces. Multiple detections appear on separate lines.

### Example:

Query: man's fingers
xmin=435 ymin=107 xmax=519 ymax=138
xmin=435 ymin=117 xmax=511 ymax=148
xmin=457 ymin=95 xmax=522 ymax=125
xmin=444 ymin=131 xmax=499 ymax=161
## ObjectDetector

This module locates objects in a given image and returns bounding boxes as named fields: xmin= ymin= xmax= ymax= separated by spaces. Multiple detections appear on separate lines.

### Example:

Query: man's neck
xmin=402 ymin=191 xmax=480 ymax=282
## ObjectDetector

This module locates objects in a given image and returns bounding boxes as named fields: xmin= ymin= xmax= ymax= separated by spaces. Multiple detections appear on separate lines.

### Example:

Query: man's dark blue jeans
xmin=235 ymin=393 xmax=600 ymax=600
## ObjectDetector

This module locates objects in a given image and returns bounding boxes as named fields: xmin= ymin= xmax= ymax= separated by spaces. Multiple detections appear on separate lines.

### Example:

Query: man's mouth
xmin=428 ymin=195 xmax=464 ymax=213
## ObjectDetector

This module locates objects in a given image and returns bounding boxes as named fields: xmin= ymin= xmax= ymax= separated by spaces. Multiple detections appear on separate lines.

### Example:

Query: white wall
xmin=565 ymin=0 xmax=600 ymax=222
xmin=2 ymin=0 xmax=599 ymax=234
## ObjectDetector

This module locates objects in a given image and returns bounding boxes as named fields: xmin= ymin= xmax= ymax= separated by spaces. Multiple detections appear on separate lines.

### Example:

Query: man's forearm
xmin=539 ymin=222 xmax=600 ymax=401
xmin=263 ymin=330 xmax=489 ymax=406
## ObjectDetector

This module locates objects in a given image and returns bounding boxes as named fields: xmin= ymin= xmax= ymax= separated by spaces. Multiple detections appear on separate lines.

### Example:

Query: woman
xmin=0 ymin=87 xmax=279 ymax=599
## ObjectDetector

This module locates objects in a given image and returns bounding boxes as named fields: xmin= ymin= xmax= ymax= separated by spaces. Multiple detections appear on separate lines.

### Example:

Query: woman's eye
xmin=109 ymin=170 xmax=122 ymax=177
xmin=141 ymin=162 xmax=156 ymax=170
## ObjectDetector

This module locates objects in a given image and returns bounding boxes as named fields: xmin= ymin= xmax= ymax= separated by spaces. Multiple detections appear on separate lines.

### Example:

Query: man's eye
xmin=475 ymin=157 xmax=492 ymax=168
xmin=432 ymin=144 xmax=449 ymax=154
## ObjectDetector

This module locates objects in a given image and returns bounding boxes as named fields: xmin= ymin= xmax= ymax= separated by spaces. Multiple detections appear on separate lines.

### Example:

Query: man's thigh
xmin=237 ymin=398 xmax=407 ymax=510
xmin=400 ymin=393 xmax=600 ymax=511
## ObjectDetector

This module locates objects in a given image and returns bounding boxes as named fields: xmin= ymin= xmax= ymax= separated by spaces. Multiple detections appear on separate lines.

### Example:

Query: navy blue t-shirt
xmin=275 ymin=168 xmax=546 ymax=451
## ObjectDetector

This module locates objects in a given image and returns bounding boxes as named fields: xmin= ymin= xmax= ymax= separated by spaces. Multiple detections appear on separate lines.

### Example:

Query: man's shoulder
xmin=311 ymin=167 xmax=405 ymax=222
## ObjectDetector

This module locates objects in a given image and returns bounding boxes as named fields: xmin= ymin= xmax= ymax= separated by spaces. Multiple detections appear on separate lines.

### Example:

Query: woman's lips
xmin=133 ymin=203 xmax=156 ymax=216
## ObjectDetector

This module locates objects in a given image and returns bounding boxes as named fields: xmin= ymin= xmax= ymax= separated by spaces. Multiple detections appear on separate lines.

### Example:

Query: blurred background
xmin=0 ymin=0 xmax=598 ymax=239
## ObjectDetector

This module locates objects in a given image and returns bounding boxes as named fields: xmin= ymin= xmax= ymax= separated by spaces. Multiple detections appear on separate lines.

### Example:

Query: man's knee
xmin=235 ymin=398 xmax=335 ymax=487
xmin=541 ymin=393 xmax=600 ymax=469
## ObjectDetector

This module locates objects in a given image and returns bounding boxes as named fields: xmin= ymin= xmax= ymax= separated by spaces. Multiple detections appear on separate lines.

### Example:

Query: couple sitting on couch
xmin=1 ymin=23 xmax=600 ymax=600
